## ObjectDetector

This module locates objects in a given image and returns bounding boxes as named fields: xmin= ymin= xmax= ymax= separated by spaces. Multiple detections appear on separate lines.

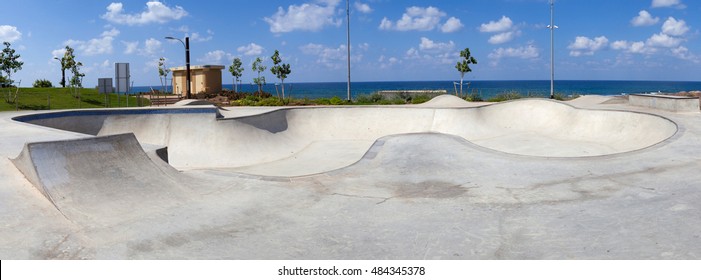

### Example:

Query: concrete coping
xmin=631 ymin=94 xmax=698 ymax=99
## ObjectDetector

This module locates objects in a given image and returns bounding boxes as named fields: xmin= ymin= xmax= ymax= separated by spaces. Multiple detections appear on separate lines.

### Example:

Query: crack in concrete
xmin=330 ymin=192 xmax=393 ymax=205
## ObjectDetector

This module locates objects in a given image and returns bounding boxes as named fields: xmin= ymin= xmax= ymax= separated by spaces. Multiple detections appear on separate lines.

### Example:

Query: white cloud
xmin=488 ymin=45 xmax=540 ymax=65
xmin=102 ymin=1 xmax=188 ymax=26
xmin=613 ymin=16 xmax=689 ymax=56
xmin=419 ymin=37 xmax=455 ymax=53
xmin=378 ymin=55 xmax=400 ymax=69
xmin=123 ymin=41 xmax=139 ymax=54
xmin=190 ymin=29 xmax=214 ymax=42
xmin=0 ymin=25 xmax=22 ymax=43
xmin=198 ymin=50 xmax=234 ymax=64
xmin=300 ymin=43 xmax=359 ymax=69
xmin=379 ymin=6 xmax=448 ymax=32
xmin=611 ymin=40 xmax=630 ymax=50
xmin=479 ymin=16 xmax=513 ymax=33
xmin=144 ymin=38 xmax=162 ymax=55
xmin=403 ymin=38 xmax=456 ymax=65
xmin=568 ymin=36 xmax=609 ymax=56
xmin=629 ymin=41 xmax=650 ymax=54
xmin=441 ymin=17 xmax=463 ymax=33
xmin=480 ymin=16 xmax=519 ymax=44
xmin=489 ymin=31 xmax=519 ymax=45
xmin=671 ymin=46 xmax=700 ymax=63
xmin=379 ymin=18 xmax=393 ymax=30
xmin=651 ymin=0 xmax=685 ymax=8
xmin=647 ymin=33 xmax=683 ymax=48
xmin=610 ymin=40 xmax=655 ymax=54
xmin=237 ymin=43 xmax=264 ymax=56
xmin=354 ymin=2 xmax=372 ymax=14
xmin=300 ymin=43 xmax=324 ymax=55
xmin=631 ymin=10 xmax=659 ymax=26
xmin=64 ymin=28 xmax=120 ymax=56
xmin=101 ymin=28 xmax=120 ymax=38
xmin=357 ymin=42 xmax=369 ymax=51
xmin=661 ymin=17 xmax=689 ymax=36
xmin=264 ymin=0 xmax=342 ymax=33
xmin=51 ymin=48 xmax=65 ymax=59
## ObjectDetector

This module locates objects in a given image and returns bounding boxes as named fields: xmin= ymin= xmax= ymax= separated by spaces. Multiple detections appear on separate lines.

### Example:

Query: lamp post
xmin=53 ymin=57 xmax=66 ymax=88
xmin=546 ymin=0 xmax=558 ymax=99
xmin=346 ymin=0 xmax=351 ymax=102
xmin=165 ymin=36 xmax=191 ymax=99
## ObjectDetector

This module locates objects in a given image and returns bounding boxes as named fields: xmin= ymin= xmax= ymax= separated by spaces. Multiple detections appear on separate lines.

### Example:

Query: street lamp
xmin=546 ymin=0 xmax=558 ymax=99
xmin=165 ymin=36 xmax=191 ymax=99
xmin=346 ymin=0 xmax=351 ymax=102
xmin=53 ymin=57 xmax=65 ymax=88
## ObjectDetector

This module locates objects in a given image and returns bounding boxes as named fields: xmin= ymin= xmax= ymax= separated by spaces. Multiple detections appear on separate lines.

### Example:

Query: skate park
xmin=1 ymin=95 xmax=700 ymax=259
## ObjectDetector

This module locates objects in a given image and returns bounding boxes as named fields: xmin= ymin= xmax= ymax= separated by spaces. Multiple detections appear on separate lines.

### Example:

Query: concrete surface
xmin=629 ymin=94 xmax=700 ymax=112
xmin=0 ymin=95 xmax=700 ymax=259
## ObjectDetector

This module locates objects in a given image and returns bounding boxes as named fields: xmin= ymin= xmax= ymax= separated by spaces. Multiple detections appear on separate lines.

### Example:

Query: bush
xmin=257 ymin=97 xmax=284 ymax=106
xmin=354 ymin=93 xmax=384 ymax=104
xmin=488 ymin=91 xmax=522 ymax=102
xmin=411 ymin=95 xmax=432 ymax=104
xmin=33 ymin=79 xmax=54 ymax=88
xmin=329 ymin=96 xmax=346 ymax=105
xmin=465 ymin=92 xmax=483 ymax=102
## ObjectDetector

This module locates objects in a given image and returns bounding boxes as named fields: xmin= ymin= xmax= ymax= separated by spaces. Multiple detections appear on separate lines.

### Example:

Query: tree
xmin=62 ymin=46 xmax=84 ymax=88
xmin=270 ymin=50 xmax=292 ymax=99
xmin=33 ymin=79 xmax=53 ymax=88
xmin=158 ymin=57 xmax=171 ymax=93
xmin=0 ymin=41 xmax=23 ymax=88
xmin=228 ymin=57 xmax=243 ymax=93
xmin=252 ymin=57 xmax=266 ymax=94
xmin=455 ymin=48 xmax=477 ymax=96
xmin=57 ymin=53 xmax=68 ymax=88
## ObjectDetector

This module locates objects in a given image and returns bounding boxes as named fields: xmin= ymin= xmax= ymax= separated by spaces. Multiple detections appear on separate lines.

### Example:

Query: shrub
xmin=411 ymin=95 xmax=432 ymax=104
xmin=257 ymin=97 xmax=284 ymax=106
xmin=33 ymin=79 xmax=53 ymax=88
xmin=329 ymin=96 xmax=345 ymax=105
xmin=488 ymin=91 xmax=522 ymax=102
xmin=465 ymin=92 xmax=483 ymax=102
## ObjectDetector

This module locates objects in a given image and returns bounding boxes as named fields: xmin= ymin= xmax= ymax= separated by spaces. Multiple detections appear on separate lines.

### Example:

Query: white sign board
xmin=98 ymin=78 xmax=113 ymax=94
xmin=115 ymin=63 xmax=130 ymax=93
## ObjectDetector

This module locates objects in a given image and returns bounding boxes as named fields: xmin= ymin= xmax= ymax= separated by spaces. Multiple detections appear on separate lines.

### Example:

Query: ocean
xmin=132 ymin=80 xmax=701 ymax=99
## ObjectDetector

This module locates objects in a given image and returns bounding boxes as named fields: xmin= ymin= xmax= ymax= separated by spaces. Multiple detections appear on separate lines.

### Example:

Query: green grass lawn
xmin=0 ymin=87 xmax=150 ymax=111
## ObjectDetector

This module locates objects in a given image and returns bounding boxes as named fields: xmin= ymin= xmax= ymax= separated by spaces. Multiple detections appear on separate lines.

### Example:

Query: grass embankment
xmin=1 ymin=88 xmax=579 ymax=111
xmin=229 ymin=93 xmax=434 ymax=106
xmin=0 ymin=87 xmax=150 ymax=111
xmin=228 ymin=91 xmax=577 ymax=106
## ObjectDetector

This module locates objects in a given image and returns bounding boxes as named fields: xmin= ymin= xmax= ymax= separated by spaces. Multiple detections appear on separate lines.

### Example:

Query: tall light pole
xmin=346 ymin=0 xmax=351 ymax=102
xmin=165 ymin=36 xmax=192 ymax=99
xmin=547 ymin=0 xmax=558 ymax=99
xmin=53 ymin=57 xmax=66 ymax=88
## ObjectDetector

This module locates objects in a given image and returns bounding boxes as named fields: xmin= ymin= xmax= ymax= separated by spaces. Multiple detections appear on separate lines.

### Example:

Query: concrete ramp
xmin=10 ymin=98 xmax=679 ymax=177
xmin=11 ymin=133 xmax=188 ymax=226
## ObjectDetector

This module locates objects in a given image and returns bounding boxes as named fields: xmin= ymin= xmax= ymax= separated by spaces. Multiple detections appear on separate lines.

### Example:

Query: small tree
xmin=0 ymin=41 xmax=23 ymax=88
xmin=61 ymin=45 xmax=84 ymax=101
xmin=270 ymin=50 xmax=292 ymax=99
xmin=229 ymin=57 xmax=243 ymax=93
xmin=62 ymin=46 xmax=84 ymax=88
xmin=33 ymin=79 xmax=53 ymax=88
xmin=158 ymin=57 xmax=171 ymax=93
xmin=252 ymin=57 xmax=266 ymax=94
xmin=455 ymin=48 xmax=477 ymax=96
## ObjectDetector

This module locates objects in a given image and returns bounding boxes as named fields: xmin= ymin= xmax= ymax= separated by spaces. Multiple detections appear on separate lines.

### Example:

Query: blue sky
xmin=1 ymin=0 xmax=699 ymax=87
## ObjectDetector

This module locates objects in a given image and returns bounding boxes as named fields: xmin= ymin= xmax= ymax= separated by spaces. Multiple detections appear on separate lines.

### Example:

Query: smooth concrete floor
xmin=0 ymin=96 xmax=700 ymax=259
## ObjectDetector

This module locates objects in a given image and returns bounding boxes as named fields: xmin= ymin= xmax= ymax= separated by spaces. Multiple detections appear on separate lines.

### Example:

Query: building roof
xmin=170 ymin=65 xmax=225 ymax=71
